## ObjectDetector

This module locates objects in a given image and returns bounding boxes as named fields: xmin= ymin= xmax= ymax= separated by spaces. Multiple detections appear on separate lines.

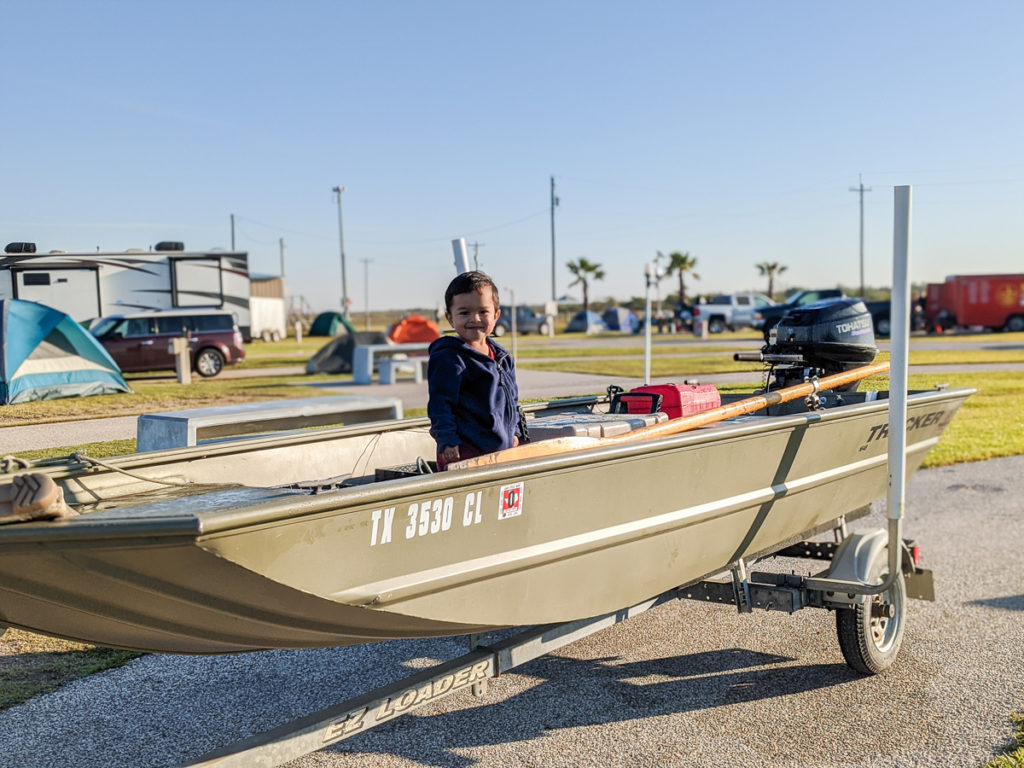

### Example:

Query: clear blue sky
xmin=4 ymin=1 xmax=1022 ymax=313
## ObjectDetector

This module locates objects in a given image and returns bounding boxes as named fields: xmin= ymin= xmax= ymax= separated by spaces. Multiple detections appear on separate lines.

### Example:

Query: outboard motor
xmin=737 ymin=298 xmax=879 ymax=392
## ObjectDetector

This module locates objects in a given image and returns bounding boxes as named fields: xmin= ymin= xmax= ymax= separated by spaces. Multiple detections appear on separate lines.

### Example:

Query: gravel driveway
xmin=0 ymin=456 xmax=1021 ymax=768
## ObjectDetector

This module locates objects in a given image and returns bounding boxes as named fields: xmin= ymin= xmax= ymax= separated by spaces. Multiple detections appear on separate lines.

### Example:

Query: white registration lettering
xmin=417 ymin=500 xmax=431 ymax=537
xmin=441 ymin=496 xmax=454 ymax=531
xmin=405 ymin=504 xmax=418 ymax=539
xmin=370 ymin=509 xmax=381 ymax=546
xmin=371 ymin=508 xmax=397 ymax=546
xmin=381 ymin=507 xmax=395 ymax=544
xmin=430 ymin=499 xmax=443 ymax=534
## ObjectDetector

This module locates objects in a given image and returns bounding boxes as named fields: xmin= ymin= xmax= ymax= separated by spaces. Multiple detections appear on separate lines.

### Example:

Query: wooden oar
xmin=449 ymin=361 xmax=891 ymax=470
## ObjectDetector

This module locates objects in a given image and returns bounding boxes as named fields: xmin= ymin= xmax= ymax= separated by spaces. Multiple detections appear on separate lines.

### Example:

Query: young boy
xmin=428 ymin=271 xmax=522 ymax=470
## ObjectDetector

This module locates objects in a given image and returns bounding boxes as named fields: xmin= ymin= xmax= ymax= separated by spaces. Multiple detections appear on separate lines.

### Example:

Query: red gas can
xmin=620 ymin=383 xmax=721 ymax=419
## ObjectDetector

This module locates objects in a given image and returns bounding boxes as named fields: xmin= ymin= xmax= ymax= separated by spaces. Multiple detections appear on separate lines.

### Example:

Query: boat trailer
xmin=184 ymin=515 xmax=933 ymax=768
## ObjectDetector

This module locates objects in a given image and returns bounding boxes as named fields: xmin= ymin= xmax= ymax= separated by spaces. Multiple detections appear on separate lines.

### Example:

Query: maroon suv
xmin=90 ymin=309 xmax=245 ymax=377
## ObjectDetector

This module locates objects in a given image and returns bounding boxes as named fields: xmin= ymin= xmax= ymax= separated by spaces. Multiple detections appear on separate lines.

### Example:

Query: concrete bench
xmin=377 ymin=356 xmax=429 ymax=385
xmin=352 ymin=343 xmax=431 ymax=385
xmin=136 ymin=396 xmax=404 ymax=452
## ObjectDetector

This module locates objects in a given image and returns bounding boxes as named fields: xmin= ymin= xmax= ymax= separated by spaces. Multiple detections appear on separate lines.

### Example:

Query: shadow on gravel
xmin=327 ymin=648 xmax=854 ymax=766
xmin=969 ymin=594 xmax=1024 ymax=612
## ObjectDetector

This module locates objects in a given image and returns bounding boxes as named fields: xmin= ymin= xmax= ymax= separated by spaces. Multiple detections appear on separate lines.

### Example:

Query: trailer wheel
xmin=195 ymin=348 xmax=225 ymax=377
xmin=1005 ymin=315 xmax=1024 ymax=333
xmin=835 ymin=553 xmax=906 ymax=675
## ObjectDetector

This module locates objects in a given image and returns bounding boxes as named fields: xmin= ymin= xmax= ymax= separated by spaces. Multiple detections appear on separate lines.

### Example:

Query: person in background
xmin=428 ymin=271 xmax=522 ymax=470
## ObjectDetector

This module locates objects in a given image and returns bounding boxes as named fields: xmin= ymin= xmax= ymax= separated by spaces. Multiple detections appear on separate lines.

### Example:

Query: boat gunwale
xmin=0 ymin=387 xmax=974 ymax=545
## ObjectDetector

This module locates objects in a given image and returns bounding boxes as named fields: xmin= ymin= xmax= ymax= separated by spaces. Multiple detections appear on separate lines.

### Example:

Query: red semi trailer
xmin=925 ymin=274 xmax=1024 ymax=333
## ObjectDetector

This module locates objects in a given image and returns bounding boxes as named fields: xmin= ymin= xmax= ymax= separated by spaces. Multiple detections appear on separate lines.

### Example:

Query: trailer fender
xmin=822 ymin=529 xmax=889 ymax=606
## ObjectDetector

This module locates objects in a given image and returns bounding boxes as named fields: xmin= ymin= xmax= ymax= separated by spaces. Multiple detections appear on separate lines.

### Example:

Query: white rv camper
xmin=0 ymin=241 xmax=253 ymax=338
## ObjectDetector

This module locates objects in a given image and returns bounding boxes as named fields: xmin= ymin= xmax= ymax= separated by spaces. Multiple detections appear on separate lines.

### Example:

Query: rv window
xmin=22 ymin=273 xmax=51 ymax=286
xmin=156 ymin=316 xmax=189 ymax=335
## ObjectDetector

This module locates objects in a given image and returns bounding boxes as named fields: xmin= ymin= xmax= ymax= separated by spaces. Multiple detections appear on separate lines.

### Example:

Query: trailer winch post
xmin=805 ymin=185 xmax=913 ymax=597
xmin=885 ymin=185 xmax=913 ymax=589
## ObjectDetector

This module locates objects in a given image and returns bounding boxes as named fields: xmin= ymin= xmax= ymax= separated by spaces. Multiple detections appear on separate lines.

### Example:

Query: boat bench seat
xmin=377 ymin=355 xmax=429 ymax=385
xmin=527 ymin=411 xmax=667 ymax=440
xmin=136 ymin=396 xmax=405 ymax=452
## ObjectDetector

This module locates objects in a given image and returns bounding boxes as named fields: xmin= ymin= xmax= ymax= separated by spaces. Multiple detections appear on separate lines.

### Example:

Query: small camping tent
xmin=0 ymin=299 xmax=131 ymax=405
xmin=602 ymin=307 xmax=640 ymax=333
xmin=306 ymin=331 xmax=389 ymax=375
xmin=565 ymin=310 xmax=608 ymax=334
xmin=388 ymin=314 xmax=441 ymax=344
xmin=310 ymin=311 xmax=357 ymax=337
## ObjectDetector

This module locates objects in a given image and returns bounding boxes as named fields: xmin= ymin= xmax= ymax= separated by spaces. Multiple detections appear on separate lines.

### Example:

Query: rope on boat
xmin=1 ymin=455 xmax=33 ymax=474
xmin=69 ymin=452 xmax=194 ymax=487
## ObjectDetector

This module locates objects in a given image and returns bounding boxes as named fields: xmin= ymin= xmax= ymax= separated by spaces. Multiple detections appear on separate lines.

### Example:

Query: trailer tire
xmin=835 ymin=553 xmax=906 ymax=675
xmin=1005 ymin=315 xmax=1024 ymax=333
xmin=195 ymin=348 xmax=225 ymax=377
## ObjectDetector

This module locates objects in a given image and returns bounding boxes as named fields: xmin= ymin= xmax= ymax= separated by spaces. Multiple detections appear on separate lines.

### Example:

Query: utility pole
xmin=230 ymin=214 xmax=235 ymax=251
xmin=360 ymin=257 xmax=372 ymax=331
xmin=550 ymin=175 xmax=559 ymax=301
xmin=278 ymin=238 xmax=286 ymax=278
xmin=468 ymin=241 xmax=485 ymax=270
xmin=850 ymin=175 xmax=872 ymax=297
xmin=332 ymin=186 xmax=349 ymax=316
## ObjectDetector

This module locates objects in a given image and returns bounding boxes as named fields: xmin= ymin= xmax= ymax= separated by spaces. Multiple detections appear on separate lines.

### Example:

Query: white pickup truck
xmin=692 ymin=293 xmax=775 ymax=333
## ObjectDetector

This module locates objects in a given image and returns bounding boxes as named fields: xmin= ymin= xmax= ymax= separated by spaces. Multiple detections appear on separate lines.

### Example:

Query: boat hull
xmin=0 ymin=389 xmax=971 ymax=653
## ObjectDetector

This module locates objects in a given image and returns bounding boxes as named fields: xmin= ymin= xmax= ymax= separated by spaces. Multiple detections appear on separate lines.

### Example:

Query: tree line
xmin=566 ymin=253 xmax=791 ymax=313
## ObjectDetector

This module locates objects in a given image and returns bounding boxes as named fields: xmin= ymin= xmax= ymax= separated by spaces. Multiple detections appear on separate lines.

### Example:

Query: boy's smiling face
xmin=446 ymin=287 xmax=500 ymax=351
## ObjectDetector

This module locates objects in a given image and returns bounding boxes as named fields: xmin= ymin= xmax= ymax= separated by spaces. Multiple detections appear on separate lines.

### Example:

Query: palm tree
xmin=756 ymin=261 xmax=788 ymax=300
xmin=566 ymin=257 xmax=605 ymax=315
xmin=665 ymin=251 xmax=699 ymax=306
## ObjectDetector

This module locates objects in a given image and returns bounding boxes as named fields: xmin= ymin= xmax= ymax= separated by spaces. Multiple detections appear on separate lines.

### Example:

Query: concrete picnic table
xmin=352 ymin=342 xmax=431 ymax=385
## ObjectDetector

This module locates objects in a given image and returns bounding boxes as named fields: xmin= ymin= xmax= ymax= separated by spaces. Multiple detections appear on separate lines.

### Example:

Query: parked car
xmin=493 ymin=305 xmax=550 ymax=336
xmin=692 ymin=293 xmax=775 ymax=333
xmin=90 ymin=309 xmax=245 ymax=377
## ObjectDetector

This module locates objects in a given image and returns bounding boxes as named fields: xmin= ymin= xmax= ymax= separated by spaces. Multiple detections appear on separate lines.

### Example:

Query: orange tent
xmin=388 ymin=314 xmax=441 ymax=343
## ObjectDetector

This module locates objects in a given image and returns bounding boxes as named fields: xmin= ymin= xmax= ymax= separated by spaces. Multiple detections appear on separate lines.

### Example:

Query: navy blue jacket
xmin=427 ymin=335 xmax=521 ymax=454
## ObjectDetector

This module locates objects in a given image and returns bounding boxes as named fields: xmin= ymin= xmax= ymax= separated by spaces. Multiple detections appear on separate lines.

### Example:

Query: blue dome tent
xmin=602 ymin=307 xmax=640 ymax=333
xmin=0 ymin=299 xmax=131 ymax=405
xmin=565 ymin=310 xmax=608 ymax=334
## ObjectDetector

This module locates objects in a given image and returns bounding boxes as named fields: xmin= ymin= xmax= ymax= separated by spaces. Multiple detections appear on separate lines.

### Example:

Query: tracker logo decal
xmin=859 ymin=409 xmax=953 ymax=451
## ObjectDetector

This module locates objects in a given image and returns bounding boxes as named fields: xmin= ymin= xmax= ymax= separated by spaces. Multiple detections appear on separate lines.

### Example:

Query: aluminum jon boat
xmin=0 ymin=368 xmax=970 ymax=656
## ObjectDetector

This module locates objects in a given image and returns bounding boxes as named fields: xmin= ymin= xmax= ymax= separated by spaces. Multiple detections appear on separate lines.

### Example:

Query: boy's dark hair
xmin=444 ymin=271 xmax=500 ymax=312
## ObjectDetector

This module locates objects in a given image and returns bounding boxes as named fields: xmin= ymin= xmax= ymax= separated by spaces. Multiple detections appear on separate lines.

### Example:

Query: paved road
xmin=0 ymin=455 xmax=1020 ymax=768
